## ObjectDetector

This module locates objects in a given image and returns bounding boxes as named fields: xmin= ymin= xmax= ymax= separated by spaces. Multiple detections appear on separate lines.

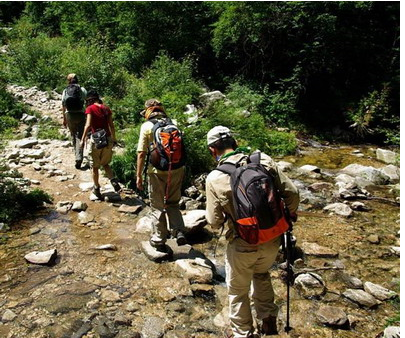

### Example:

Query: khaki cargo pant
xmin=66 ymin=112 xmax=85 ymax=162
xmin=148 ymin=166 xmax=186 ymax=246
xmin=225 ymin=236 xmax=281 ymax=338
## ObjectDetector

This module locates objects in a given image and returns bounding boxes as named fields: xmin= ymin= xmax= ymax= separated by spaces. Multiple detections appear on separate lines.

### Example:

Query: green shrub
xmin=37 ymin=120 xmax=67 ymax=140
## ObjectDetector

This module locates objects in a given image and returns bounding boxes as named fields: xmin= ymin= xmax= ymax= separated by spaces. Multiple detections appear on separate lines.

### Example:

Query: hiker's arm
xmin=136 ymin=151 xmax=146 ymax=190
xmin=107 ymin=114 xmax=117 ymax=143
xmin=61 ymin=90 xmax=67 ymax=127
xmin=80 ymin=114 xmax=92 ymax=148
xmin=206 ymin=179 xmax=225 ymax=229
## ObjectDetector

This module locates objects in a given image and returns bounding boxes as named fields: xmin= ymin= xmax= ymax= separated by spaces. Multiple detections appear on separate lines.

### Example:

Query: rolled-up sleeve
xmin=206 ymin=177 xmax=225 ymax=229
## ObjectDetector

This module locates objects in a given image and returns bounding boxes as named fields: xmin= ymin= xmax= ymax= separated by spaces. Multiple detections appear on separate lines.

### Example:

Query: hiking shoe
xmin=261 ymin=315 xmax=278 ymax=335
xmin=75 ymin=160 xmax=82 ymax=169
xmin=110 ymin=178 xmax=121 ymax=192
xmin=176 ymin=231 xmax=187 ymax=246
xmin=92 ymin=186 xmax=102 ymax=200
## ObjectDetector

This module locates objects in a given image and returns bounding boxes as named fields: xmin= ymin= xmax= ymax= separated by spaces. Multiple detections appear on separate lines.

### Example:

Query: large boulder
xmin=340 ymin=164 xmax=390 ymax=185
xmin=182 ymin=210 xmax=207 ymax=233
xmin=376 ymin=148 xmax=397 ymax=164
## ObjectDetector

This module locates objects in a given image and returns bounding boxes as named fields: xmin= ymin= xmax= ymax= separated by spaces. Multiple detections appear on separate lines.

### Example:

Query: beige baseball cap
xmin=207 ymin=126 xmax=232 ymax=146
xmin=140 ymin=98 xmax=163 ymax=116
xmin=67 ymin=73 xmax=77 ymax=81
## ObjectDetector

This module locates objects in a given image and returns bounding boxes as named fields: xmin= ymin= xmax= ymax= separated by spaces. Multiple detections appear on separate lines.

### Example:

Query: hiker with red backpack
xmin=205 ymin=126 xmax=299 ymax=338
xmin=62 ymin=73 xmax=87 ymax=169
xmin=136 ymin=99 xmax=187 ymax=253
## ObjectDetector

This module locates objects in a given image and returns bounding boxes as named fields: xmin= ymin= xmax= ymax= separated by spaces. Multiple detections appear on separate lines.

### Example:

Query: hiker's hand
xmin=136 ymin=176 xmax=143 ymax=191
xmin=80 ymin=139 xmax=86 ymax=149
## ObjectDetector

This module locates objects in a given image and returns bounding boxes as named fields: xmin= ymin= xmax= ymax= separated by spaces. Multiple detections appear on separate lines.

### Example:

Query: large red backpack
xmin=217 ymin=152 xmax=289 ymax=244
xmin=149 ymin=118 xmax=186 ymax=171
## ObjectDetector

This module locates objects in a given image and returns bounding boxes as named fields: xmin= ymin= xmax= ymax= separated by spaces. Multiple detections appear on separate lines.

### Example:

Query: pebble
xmin=366 ymin=234 xmax=380 ymax=244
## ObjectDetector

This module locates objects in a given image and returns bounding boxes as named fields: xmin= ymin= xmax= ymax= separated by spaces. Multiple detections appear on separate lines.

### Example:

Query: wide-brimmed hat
xmin=140 ymin=98 xmax=163 ymax=116
xmin=207 ymin=126 xmax=233 ymax=146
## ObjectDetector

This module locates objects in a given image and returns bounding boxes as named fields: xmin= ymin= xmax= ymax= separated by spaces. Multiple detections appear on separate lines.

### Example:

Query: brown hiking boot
xmin=261 ymin=315 xmax=278 ymax=335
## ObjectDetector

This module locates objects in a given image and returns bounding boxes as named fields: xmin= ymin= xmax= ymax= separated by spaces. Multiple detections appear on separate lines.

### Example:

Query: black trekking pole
xmin=283 ymin=207 xmax=296 ymax=333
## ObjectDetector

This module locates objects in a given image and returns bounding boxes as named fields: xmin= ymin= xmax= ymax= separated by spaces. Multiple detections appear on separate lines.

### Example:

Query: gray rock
xmin=199 ymin=91 xmax=226 ymax=106
xmin=32 ymin=162 xmax=42 ymax=171
xmin=135 ymin=214 xmax=157 ymax=234
xmin=213 ymin=306 xmax=230 ymax=328
xmin=2 ymin=309 xmax=17 ymax=322
xmin=384 ymin=326 xmax=400 ymax=338
xmin=335 ymin=173 xmax=356 ymax=185
xmin=390 ymin=247 xmax=400 ymax=256
xmin=78 ymin=211 xmax=95 ymax=224
xmin=351 ymin=201 xmax=369 ymax=211
xmin=366 ymin=234 xmax=380 ymax=244
xmin=301 ymin=242 xmax=338 ymax=258
xmin=340 ymin=163 xmax=390 ymax=185
xmin=184 ymin=104 xmax=198 ymax=124
xmin=118 ymin=204 xmax=142 ymax=214
xmin=376 ymin=148 xmax=397 ymax=164
xmin=6 ymin=150 xmax=20 ymax=160
xmin=141 ymin=241 xmax=172 ymax=263
xmin=56 ymin=200 xmax=72 ymax=208
xmin=72 ymin=201 xmax=88 ymax=212
xmin=16 ymin=138 xmax=38 ymax=148
xmin=337 ymin=273 xmax=363 ymax=289
xmin=175 ymin=258 xmax=214 ymax=284
xmin=294 ymin=273 xmax=326 ymax=299
xmin=71 ymin=322 xmax=92 ymax=338
xmin=25 ymin=149 xmax=45 ymax=159
xmin=342 ymin=289 xmax=380 ymax=308
xmin=94 ymin=317 xmax=116 ymax=338
xmin=308 ymin=182 xmax=334 ymax=192
xmin=276 ymin=161 xmax=294 ymax=172
xmin=100 ymin=289 xmax=120 ymax=302
xmin=141 ymin=316 xmax=165 ymax=338
xmin=299 ymin=164 xmax=321 ymax=174
xmin=185 ymin=199 xmax=204 ymax=210
xmin=364 ymin=281 xmax=397 ymax=301
xmin=93 ymin=244 xmax=118 ymax=251
xmin=24 ymin=249 xmax=57 ymax=265
xmin=185 ymin=186 xmax=199 ymax=198
xmin=79 ymin=182 xmax=94 ymax=192
xmin=315 ymin=306 xmax=348 ymax=327
xmin=103 ymin=192 xmax=122 ymax=202
xmin=56 ymin=206 xmax=69 ymax=215
xmin=379 ymin=165 xmax=400 ymax=183
xmin=183 ymin=210 xmax=207 ymax=233
xmin=323 ymin=203 xmax=353 ymax=217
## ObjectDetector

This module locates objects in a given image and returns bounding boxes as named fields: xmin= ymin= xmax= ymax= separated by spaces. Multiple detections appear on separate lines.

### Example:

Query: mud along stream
xmin=0 ymin=86 xmax=400 ymax=338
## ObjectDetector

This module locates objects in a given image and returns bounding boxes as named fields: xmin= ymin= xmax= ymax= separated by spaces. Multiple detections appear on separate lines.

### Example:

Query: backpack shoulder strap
xmin=216 ymin=162 xmax=236 ymax=176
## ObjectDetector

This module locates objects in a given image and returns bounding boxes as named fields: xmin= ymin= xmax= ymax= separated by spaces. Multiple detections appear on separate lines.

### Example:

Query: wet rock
xmin=276 ymin=161 xmax=293 ymax=172
xmin=308 ymin=182 xmax=334 ymax=192
xmin=301 ymin=242 xmax=338 ymax=258
xmin=1 ymin=309 xmax=17 ymax=322
xmin=315 ymin=306 xmax=349 ymax=328
xmin=141 ymin=316 xmax=165 ymax=338
xmin=16 ymin=138 xmax=38 ymax=148
xmin=71 ymin=322 xmax=92 ymax=338
xmin=24 ymin=248 xmax=57 ymax=265
xmin=94 ymin=244 xmax=118 ymax=251
xmin=175 ymin=258 xmax=214 ymax=284
xmin=78 ymin=211 xmax=95 ymax=224
xmin=342 ymin=289 xmax=379 ymax=308
xmin=384 ymin=326 xmax=400 ymax=338
xmin=72 ymin=201 xmax=88 ymax=211
xmin=185 ymin=186 xmax=199 ymax=198
xmin=323 ymin=203 xmax=353 ymax=217
xmin=376 ymin=148 xmax=397 ymax=164
xmin=363 ymin=281 xmax=397 ymax=301
xmin=141 ymin=241 xmax=173 ymax=263
xmin=183 ymin=210 xmax=207 ymax=233
xmin=294 ymin=273 xmax=326 ymax=299
xmin=340 ymin=163 xmax=389 ymax=185
xmin=379 ymin=165 xmax=400 ymax=183
xmin=366 ymin=234 xmax=380 ymax=244
xmin=118 ymin=204 xmax=142 ymax=214
xmin=299 ymin=164 xmax=321 ymax=174
xmin=351 ymin=201 xmax=369 ymax=211
xmin=135 ymin=214 xmax=156 ymax=234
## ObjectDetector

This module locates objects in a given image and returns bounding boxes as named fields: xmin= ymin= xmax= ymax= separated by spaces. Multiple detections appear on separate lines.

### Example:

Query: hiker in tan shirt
xmin=205 ymin=126 xmax=299 ymax=338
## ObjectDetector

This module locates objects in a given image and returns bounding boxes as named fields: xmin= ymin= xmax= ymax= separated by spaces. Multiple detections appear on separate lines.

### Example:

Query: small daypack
xmin=149 ymin=118 xmax=185 ymax=171
xmin=64 ymin=84 xmax=84 ymax=112
xmin=217 ymin=152 xmax=289 ymax=245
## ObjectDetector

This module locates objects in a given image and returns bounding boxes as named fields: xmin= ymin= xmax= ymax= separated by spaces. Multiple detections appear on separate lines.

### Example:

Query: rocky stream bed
xmin=0 ymin=85 xmax=400 ymax=338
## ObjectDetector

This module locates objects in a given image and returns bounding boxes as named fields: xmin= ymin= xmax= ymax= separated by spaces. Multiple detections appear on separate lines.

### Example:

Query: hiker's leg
xmin=149 ymin=172 xmax=169 ymax=246
xmin=103 ymin=164 xmax=114 ymax=180
xmin=165 ymin=167 xmax=185 ymax=236
xmin=252 ymin=237 xmax=280 ymax=319
xmin=226 ymin=238 xmax=258 ymax=338
xmin=66 ymin=113 xmax=85 ymax=162
xmin=92 ymin=167 xmax=100 ymax=187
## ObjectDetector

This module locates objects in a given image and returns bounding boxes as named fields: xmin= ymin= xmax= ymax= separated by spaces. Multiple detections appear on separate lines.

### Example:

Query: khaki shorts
xmin=90 ymin=137 xmax=113 ymax=168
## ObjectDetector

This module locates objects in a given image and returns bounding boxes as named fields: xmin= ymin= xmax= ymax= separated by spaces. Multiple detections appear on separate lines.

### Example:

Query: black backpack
xmin=217 ymin=152 xmax=289 ymax=244
xmin=148 ymin=118 xmax=186 ymax=171
xmin=64 ymin=84 xmax=84 ymax=112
